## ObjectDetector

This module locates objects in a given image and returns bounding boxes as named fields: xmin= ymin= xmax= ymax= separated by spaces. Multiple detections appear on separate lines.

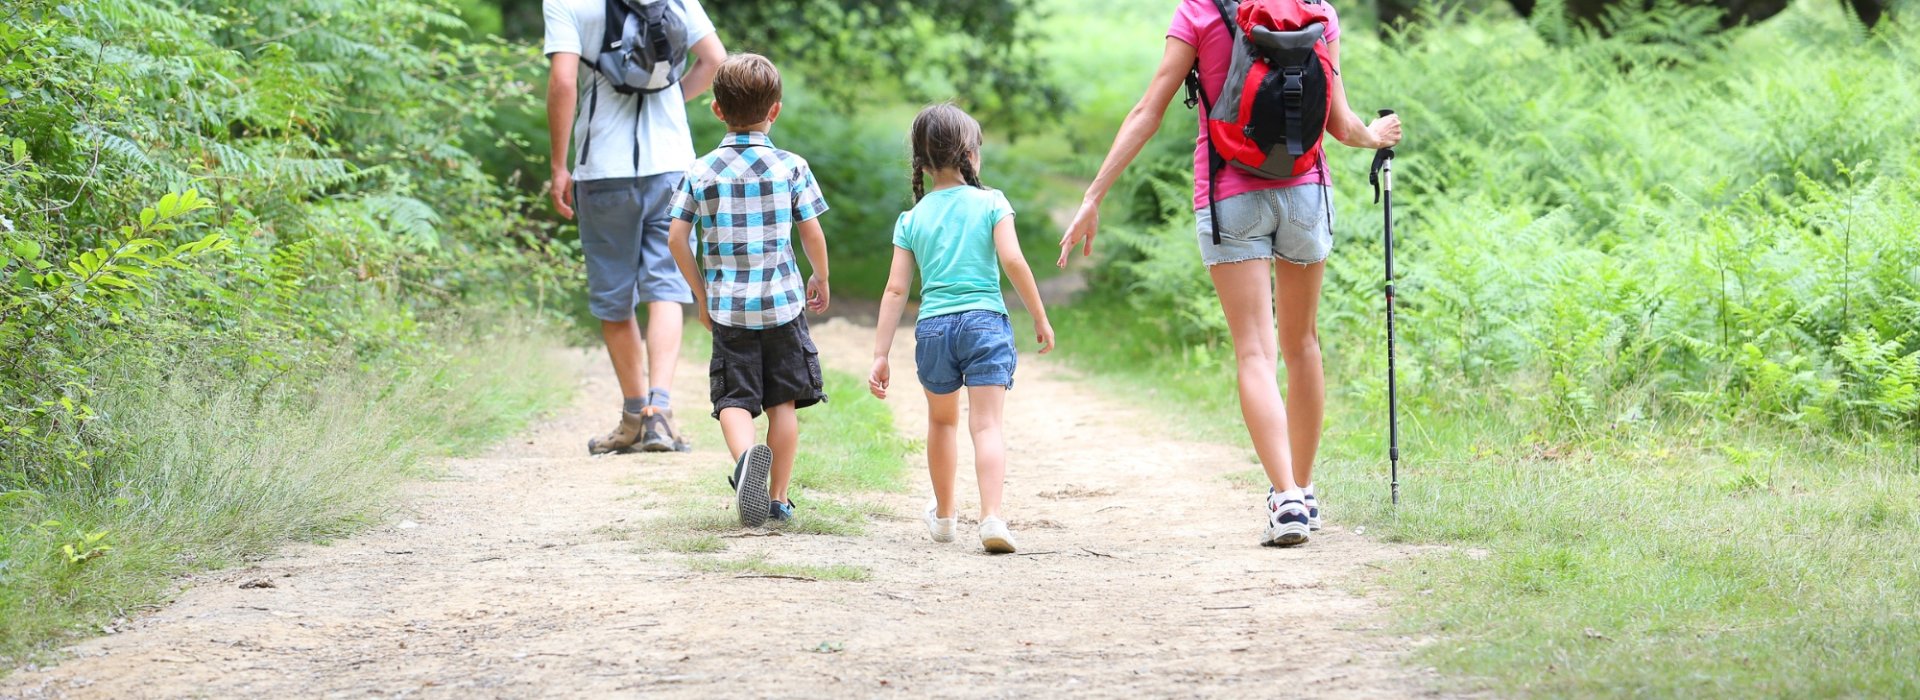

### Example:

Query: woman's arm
xmin=1056 ymin=37 xmax=1198 ymax=267
xmin=868 ymin=247 xmax=917 ymax=399
xmin=995 ymin=217 xmax=1055 ymax=354
xmin=1322 ymin=38 xmax=1401 ymax=150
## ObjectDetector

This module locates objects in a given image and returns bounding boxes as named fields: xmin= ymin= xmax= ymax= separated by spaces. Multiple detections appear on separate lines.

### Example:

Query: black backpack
xmin=578 ymin=0 xmax=689 ymax=169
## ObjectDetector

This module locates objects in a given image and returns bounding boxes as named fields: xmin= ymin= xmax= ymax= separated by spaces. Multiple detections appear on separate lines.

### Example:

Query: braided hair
xmin=909 ymin=102 xmax=985 ymax=203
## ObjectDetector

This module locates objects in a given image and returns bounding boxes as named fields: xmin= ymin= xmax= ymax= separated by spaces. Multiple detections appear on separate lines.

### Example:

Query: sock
xmin=1302 ymin=484 xmax=1316 ymax=500
xmin=1279 ymin=488 xmax=1305 ymax=504
xmin=647 ymin=388 xmax=671 ymax=409
xmin=622 ymin=397 xmax=646 ymax=414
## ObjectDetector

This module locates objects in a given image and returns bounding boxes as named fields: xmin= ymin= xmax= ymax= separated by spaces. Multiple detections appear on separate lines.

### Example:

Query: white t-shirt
xmin=543 ymin=0 xmax=715 ymax=181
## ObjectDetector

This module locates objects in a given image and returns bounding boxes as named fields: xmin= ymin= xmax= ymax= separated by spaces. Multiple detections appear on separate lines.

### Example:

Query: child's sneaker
xmin=769 ymin=499 xmax=795 ymax=524
xmin=923 ymin=501 xmax=956 ymax=543
xmin=638 ymin=406 xmax=691 ymax=453
xmin=1305 ymin=490 xmax=1322 ymax=531
xmin=979 ymin=516 xmax=1018 ymax=554
xmin=586 ymin=410 xmax=645 ymax=455
xmin=729 ymin=445 xmax=773 ymax=528
xmin=1263 ymin=489 xmax=1311 ymax=547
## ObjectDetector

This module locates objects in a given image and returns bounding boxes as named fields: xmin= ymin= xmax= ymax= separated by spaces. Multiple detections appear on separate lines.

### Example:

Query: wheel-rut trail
xmin=5 ymin=318 xmax=1442 ymax=699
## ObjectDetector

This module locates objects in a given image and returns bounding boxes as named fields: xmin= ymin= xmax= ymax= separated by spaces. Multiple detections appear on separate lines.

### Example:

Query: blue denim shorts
xmin=1195 ymin=185 xmax=1334 ymax=266
xmin=914 ymin=310 xmax=1017 ymax=395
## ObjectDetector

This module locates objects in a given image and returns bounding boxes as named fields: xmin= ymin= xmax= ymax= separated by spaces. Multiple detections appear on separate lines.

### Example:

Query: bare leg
xmin=925 ymin=389 xmax=962 ymax=518
xmin=717 ymin=407 xmax=756 ymax=463
xmin=765 ymin=402 xmax=797 ymax=502
xmin=643 ymin=301 xmax=682 ymax=398
xmin=966 ymin=385 xmax=1008 ymax=520
xmin=601 ymin=318 xmax=646 ymax=402
xmin=1274 ymin=261 xmax=1327 ymax=489
xmin=1208 ymin=260 xmax=1299 ymax=492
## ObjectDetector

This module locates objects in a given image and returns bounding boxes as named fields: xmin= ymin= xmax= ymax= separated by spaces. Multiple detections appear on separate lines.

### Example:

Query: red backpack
xmin=1184 ymin=0 xmax=1337 ymax=243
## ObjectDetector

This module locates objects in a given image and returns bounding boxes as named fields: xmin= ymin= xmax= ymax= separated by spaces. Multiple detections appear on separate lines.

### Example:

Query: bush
xmin=1083 ymin=2 xmax=1920 ymax=433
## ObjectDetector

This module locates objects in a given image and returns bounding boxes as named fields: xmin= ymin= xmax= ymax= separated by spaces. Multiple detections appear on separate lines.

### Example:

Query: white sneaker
xmin=1263 ymin=489 xmax=1311 ymax=547
xmin=979 ymin=516 xmax=1018 ymax=554
xmin=923 ymin=501 xmax=956 ymax=543
xmin=1305 ymin=490 xmax=1322 ymax=531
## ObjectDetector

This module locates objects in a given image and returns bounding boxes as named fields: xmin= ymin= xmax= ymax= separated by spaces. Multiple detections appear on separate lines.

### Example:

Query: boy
xmin=667 ymin=53 xmax=831 ymax=528
xmin=542 ymin=0 xmax=725 ymax=455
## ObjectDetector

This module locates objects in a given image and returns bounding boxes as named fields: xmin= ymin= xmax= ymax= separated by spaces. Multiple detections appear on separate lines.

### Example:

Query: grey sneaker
xmin=979 ymin=516 xmax=1017 ymax=554
xmin=587 ymin=411 xmax=645 ymax=455
xmin=639 ymin=407 xmax=691 ymax=453
xmin=729 ymin=445 xmax=773 ymax=528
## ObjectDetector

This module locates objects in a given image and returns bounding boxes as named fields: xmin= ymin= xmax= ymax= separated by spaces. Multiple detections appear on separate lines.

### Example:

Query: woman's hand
xmin=868 ymin=356 xmax=891 ymax=399
xmin=1368 ymin=113 xmax=1403 ymax=149
xmin=1056 ymin=199 xmax=1101 ymax=268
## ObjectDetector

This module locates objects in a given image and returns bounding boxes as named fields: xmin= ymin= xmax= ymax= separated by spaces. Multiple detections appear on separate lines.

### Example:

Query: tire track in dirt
xmin=4 ymin=318 xmax=1441 ymax=699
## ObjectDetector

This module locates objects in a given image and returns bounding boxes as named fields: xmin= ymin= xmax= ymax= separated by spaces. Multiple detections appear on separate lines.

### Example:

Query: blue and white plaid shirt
xmin=669 ymin=132 xmax=829 ymax=330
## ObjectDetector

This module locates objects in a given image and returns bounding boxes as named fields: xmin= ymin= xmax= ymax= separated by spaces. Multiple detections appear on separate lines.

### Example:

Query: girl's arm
xmin=869 ymin=246 xmax=918 ymax=399
xmin=666 ymin=218 xmax=710 ymax=330
xmin=1056 ymin=37 xmax=1196 ymax=267
xmin=996 ymin=217 xmax=1055 ymax=354
xmin=795 ymin=218 xmax=830 ymax=315
xmin=1322 ymin=38 xmax=1401 ymax=150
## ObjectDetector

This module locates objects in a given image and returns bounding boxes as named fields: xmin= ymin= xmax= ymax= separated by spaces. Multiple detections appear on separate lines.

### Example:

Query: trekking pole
xmin=1367 ymin=108 xmax=1401 ymax=507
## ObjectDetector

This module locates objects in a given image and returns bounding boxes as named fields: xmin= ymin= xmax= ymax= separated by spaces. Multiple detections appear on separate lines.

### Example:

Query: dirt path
xmin=4 ymin=319 xmax=1437 ymax=699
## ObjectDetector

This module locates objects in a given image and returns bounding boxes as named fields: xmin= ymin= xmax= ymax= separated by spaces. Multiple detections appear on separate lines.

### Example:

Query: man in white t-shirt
xmin=544 ymin=0 xmax=725 ymax=454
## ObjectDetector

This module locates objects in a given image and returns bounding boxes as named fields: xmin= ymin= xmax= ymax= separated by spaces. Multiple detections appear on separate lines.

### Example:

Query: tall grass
xmin=0 ymin=318 xmax=571 ymax=663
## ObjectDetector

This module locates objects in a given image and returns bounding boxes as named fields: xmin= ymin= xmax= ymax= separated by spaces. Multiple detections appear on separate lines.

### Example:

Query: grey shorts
xmin=1195 ymin=186 xmax=1334 ymax=266
xmin=576 ymin=173 xmax=694 ymax=321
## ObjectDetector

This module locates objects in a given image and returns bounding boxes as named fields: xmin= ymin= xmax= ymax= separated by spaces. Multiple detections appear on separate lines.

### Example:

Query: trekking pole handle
xmin=1369 ymin=109 xmax=1396 ymax=202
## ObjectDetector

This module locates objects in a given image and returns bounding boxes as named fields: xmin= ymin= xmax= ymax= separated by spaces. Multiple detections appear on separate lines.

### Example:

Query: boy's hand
xmin=1035 ymin=318 xmax=1056 ymax=354
xmin=868 ymin=356 xmax=890 ymax=399
xmin=698 ymin=305 xmax=713 ymax=332
xmin=550 ymin=168 xmax=575 ymax=220
xmin=807 ymin=274 xmax=830 ymax=315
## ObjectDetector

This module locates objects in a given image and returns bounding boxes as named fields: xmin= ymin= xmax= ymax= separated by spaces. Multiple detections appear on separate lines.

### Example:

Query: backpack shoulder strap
xmin=1210 ymin=0 xmax=1237 ymax=37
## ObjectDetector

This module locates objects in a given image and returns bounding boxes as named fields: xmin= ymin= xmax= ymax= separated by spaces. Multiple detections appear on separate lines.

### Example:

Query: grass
xmin=1049 ymin=304 xmax=1920 ymax=697
xmin=688 ymin=552 xmax=871 ymax=582
xmin=0 ymin=317 xmax=573 ymax=664
xmin=635 ymin=366 xmax=915 ymax=560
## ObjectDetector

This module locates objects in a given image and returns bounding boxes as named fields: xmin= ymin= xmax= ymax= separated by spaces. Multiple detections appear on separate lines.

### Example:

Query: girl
xmin=1055 ymin=0 xmax=1401 ymax=546
xmin=869 ymin=103 xmax=1056 ymax=554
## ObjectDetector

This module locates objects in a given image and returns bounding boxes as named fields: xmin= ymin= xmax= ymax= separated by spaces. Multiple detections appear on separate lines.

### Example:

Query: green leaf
xmin=11 ymin=240 xmax=39 ymax=260
xmin=139 ymin=208 xmax=156 ymax=230
xmin=10 ymin=138 xmax=24 ymax=163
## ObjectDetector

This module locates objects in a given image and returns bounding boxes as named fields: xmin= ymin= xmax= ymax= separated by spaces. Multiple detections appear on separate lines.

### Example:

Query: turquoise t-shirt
xmin=892 ymin=186 xmax=1015 ymax=321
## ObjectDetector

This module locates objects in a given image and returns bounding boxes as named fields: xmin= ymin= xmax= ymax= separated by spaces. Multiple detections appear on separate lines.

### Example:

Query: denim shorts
xmin=1195 ymin=186 xmax=1334 ymax=266
xmin=914 ymin=310 xmax=1017 ymax=395
xmin=576 ymin=174 xmax=695 ymax=321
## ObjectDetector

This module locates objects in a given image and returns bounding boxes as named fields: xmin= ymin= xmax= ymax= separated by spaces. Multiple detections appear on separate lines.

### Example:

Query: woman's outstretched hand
xmin=1056 ymin=199 xmax=1101 ymax=268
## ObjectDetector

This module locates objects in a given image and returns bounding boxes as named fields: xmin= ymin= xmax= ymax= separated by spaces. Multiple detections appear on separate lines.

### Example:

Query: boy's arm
xmin=667 ymin=218 xmax=709 ymax=330
xmin=869 ymin=246 xmax=917 ymax=399
xmin=994 ymin=217 xmax=1054 ymax=354
xmin=795 ymin=218 xmax=830 ymax=315
xmin=545 ymin=55 xmax=579 ymax=219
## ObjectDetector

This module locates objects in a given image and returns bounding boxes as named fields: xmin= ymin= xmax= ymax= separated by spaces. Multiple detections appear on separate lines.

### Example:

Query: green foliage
xmin=1084 ymin=1 xmax=1920 ymax=433
xmin=0 ymin=0 xmax=574 ymax=658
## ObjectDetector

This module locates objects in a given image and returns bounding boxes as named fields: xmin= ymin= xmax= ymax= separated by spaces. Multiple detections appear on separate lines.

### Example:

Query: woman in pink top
xmin=1057 ymin=0 xmax=1401 ymax=547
